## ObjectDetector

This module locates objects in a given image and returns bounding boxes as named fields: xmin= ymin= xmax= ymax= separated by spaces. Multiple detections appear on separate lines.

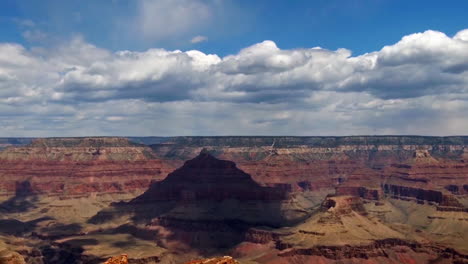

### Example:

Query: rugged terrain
xmin=0 ymin=136 xmax=467 ymax=263
xmin=0 ymin=137 xmax=176 ymax=197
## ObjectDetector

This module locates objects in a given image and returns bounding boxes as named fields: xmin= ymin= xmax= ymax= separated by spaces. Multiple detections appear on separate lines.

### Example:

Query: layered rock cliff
xmin=151 ymin=137 xmax=467 ymax=183
xmin=0 ymin=137 xmax=176 ymax=197
xmin=0 ymin=136 xmax=467 ymax=263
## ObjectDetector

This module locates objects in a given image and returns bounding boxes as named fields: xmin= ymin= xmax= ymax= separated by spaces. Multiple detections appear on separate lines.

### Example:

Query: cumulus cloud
xmin=454 ymin=29 xmax=468 ymax=41
xmin=1 ymin=29 xmax=468 ymax=136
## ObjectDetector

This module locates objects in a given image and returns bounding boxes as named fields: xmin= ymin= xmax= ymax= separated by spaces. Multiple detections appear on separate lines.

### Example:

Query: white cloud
xmin=134 ymin=0 xmax=212 ymax=42
xmin=454 ymin=29 xmax=468 ymax=41
xmin=191 ymin=35 xmax=208 ymax=44
xmin=1 ymin=29 xmax=468 ymax=136
xmin=121 ymin=0 xmax=243 ymax=44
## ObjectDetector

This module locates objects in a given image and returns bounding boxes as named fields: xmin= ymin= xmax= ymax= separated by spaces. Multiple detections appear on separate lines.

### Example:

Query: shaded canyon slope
xmin=0 ymin=136 xmax=467 ymax=263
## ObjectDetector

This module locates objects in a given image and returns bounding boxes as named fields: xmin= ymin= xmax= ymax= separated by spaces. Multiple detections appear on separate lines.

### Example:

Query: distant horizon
xmin=2 ymin=135 xmax=468 ymax=139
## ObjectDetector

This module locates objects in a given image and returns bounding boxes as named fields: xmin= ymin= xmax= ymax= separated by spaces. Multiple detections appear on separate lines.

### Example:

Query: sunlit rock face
xmin=103 ymin=254 xmax=128 ymax=264
xmin=0 ymin=250 xmax=26 ymax=264
xmin=0 ymin=137 xmax=176 ymax=197
xmin=183 ymin=256 xmax=239 ymax=264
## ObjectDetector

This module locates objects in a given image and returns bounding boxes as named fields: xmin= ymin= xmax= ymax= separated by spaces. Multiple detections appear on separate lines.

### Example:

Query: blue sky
xmin=2 ymin=0 xmax=467 ymax=55
xmin=0 ymin=0 xmax=468 ymax=136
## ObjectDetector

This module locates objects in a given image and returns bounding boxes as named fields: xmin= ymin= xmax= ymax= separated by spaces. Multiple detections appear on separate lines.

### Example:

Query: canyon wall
xmin=149 ymin=136 xmax=468 ymax=206
xmin=0 ymin=137 xmax=176 ymax=198
xmin=0 ymin=136 xmax=467 ymax=263
xmin=1 ymin=135 xmax=467 ymax=207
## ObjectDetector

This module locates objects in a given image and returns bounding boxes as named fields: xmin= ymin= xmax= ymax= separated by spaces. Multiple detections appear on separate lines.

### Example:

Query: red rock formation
xmin=101 ymin=151 xmax=314 ymax=254
xmin=244 ymin=228 xmax=292 ymax=244
xmin=379 ymin=150 xmax=468 ymax=207
xmin=0 ymin=250 xmax=26 ymax=264
xmin=151 ymin=140 xmax=468 ymax=204
xmin=335 ymin=186 xmax=381 ymax=200
xmin=103 ymin=254 xmax=128 ymax=264
xmin=382 ymin=184 xmax=463 ymax=207
xmin=276 ymin=238 xmax=468 ymax=262
xmin=0 ymin=138 xmax=176 ymax=197
xmin=320 ymin=196 xmax=368 ymax=216
xmin=2 ymin=136 xmax=468 ymax=264
xmin=133 ymin=150 xmax=288 ymax=203
xmin=183 ymin=256 xmax=239 ymax=264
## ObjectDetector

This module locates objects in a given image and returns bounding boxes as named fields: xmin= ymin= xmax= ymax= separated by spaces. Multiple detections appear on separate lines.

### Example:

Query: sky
xmin=0 ymin=0 xmax=468 ymax=137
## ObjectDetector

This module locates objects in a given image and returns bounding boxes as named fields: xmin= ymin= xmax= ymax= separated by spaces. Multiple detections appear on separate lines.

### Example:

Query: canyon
xmin=0 ymin=136 xmax=467 ymax=263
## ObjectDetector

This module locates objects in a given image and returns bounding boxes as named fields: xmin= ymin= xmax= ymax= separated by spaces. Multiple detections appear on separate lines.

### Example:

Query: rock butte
xmin=0 ymin=136 xmax=467 ymax=263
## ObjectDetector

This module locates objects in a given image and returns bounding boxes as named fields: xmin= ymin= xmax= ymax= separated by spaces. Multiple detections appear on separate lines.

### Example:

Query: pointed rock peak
xmin=183 ymin=149 xmax=236 ymax=170
xmin=133 ymin=149 xmax=291 ymax=203
xmin=194 ymin=148 xmax=217 ymax=160
xmin=200 ymin=148 xmax=210 ymax=155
